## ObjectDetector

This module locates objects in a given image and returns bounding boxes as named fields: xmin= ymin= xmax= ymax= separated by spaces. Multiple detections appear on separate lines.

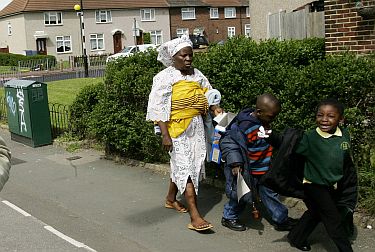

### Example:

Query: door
xmin=136 ymin=30 xmax=143 ymax=45
xmin=113 ymin=32 xmax=122 ymax=54
xmin=36 ymin=38 xmax=47 ymax=55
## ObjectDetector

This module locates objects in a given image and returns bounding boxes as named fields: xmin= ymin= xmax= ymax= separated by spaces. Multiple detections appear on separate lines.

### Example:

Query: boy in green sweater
xmin=287 ymin=98 xmax=357 ymax=252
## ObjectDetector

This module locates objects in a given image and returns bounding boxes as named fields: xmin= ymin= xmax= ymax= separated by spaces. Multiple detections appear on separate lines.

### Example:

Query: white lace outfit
xmin=146 ymin=66 xmax=212 ymax=194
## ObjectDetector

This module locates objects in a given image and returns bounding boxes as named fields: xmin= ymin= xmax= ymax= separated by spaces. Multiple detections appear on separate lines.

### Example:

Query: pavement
xmin=0 ymin=126 xmax=374 ymax=252
xmin=0 ymin=127 xmax=98 ymax=251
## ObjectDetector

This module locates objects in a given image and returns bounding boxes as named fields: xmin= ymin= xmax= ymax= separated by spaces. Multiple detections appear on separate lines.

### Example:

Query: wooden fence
xmin=267 ymin=6 xmax=324 ymax=40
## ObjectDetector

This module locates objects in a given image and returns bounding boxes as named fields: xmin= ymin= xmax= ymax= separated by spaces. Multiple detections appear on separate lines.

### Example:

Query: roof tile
xmin=202 ymin=0 xmax=248 ymax=7
xmin=0 ymin=0 xmax=170 ymax=17
xmin=0 ymin=0 xmax=249 ymax=18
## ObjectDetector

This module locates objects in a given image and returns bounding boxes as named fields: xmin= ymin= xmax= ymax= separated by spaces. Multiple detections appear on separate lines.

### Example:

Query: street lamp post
xmin=74 ymin=1 xmax=88 ymax=78
xmin=133 ymin=18 xmax=138 ymax=52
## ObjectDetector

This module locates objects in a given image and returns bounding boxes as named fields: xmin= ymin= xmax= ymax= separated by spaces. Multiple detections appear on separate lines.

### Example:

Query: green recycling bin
xmin=4 ymin=79 xmax=52 ymax=147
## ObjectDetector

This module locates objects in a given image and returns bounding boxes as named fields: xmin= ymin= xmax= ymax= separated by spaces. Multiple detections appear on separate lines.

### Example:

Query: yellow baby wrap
xmin=167 ymin=80 xmax=209 ymax=138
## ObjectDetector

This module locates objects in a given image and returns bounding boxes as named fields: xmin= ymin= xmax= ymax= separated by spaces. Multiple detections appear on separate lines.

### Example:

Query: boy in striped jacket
xmin=220 ymin=94 xmax=297 ymax=232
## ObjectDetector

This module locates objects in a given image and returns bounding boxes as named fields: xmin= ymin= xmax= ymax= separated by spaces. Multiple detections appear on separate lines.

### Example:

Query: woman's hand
xmin=157 ymin=121 xmax=173 ymax=152
xmin=162 ymin=134 xmax=173 ymax=152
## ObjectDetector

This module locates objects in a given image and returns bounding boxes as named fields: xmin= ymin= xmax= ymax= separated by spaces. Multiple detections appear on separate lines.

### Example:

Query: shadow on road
xmin=124 ymin=182 xmax=223 ymax=227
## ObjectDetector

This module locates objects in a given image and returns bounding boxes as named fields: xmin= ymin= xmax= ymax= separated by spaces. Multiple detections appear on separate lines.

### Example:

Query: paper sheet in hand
xmin=214 ymin=112 xmax=236 ymax=132
xmin=237 ymin=172 xmax=251 ymax=202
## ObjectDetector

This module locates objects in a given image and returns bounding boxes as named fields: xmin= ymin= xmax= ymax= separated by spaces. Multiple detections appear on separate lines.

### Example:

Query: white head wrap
xmin=157 ymin=35 xmax=193 ymax=67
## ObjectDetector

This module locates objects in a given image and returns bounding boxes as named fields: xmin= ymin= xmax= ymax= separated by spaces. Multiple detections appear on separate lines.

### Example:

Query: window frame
xmin=246 ymin=7 xmax=250 ymax=17
xmin=95 ymin=10 xmax=112 ymax=23
xmin=44 ymin=12 xmax=63 ymax=25
xmin=227 ymin=27 xmax=236 ymax=38
xmin=56 ymin=35 xmax=72 ymax=53
xmin=90 ymin=33 xmax=105 ymax=51
xmin=224 ymin=7 xmax=236 ymax=18
xmin=176 ymin=28 xmax=189 ymax=38
xmin=181 ymin=7 xmax=196 ymax=20
xmin=245 ymin=24 xmax=251 ymax=38
xmin=140 ymin=8 xmax=156 ymax=21
xmin=150 ymin=30 xmax=163 ymax=45
xmin=210 ymin=8 xmax=219 ymax=19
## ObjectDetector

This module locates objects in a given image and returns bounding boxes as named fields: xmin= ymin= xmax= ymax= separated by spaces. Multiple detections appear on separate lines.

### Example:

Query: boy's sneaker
xmin=274 ymin=217 xmax=299 ymax=231
xmin=221 ymin=217 xmax=246 ymax=231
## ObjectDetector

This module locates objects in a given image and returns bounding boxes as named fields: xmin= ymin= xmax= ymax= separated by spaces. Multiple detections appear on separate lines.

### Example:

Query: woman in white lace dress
xmin=146 ymin=36 xmax=221 ymax=231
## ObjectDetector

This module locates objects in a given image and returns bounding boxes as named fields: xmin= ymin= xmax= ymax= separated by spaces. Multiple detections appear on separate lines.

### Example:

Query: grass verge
xmin=0 ymin=77 xmax=103 ymax=106
xmin=46 ymin=77 xmax=103 ymax=105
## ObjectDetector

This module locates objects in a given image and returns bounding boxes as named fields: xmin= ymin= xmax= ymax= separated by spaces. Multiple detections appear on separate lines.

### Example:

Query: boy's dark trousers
xmin=288 ymin=183 xmax=353 ymax=252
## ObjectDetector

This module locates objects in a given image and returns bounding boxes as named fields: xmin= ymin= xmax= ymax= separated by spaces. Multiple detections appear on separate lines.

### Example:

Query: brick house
xmin=324 ymin=0 xmax=375 ymax=54
xmin=0 ymin=0 xmax=171 ymax=60
xmin=168 ymin=0 xmax=250 ymax=43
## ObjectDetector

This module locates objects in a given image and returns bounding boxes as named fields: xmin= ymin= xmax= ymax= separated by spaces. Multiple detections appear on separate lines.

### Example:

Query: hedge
xmin=0 ymin=52 xmax=56 ymax=67
xmin=79 ymin=50 xmax=168 ymax=163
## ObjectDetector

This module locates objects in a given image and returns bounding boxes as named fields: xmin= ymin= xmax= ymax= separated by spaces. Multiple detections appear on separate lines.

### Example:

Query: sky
xmin=0 ymin=0 xmax=12 ymax=11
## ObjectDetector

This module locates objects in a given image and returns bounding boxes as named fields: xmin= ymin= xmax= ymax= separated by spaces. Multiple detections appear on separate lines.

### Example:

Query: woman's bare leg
xmin=184 ymin=177 xmax=212 ymax=229
xmin=165 ymin=179 xmax=188 ymax=212
xmin=166 ymin=178 xmax=178 ymax=202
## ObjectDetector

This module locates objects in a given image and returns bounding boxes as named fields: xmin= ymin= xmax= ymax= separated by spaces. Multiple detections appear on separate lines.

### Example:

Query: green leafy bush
xmin=194 ymin=36 xmax=325 ymax=111
xmin=86 ymin=49 xmax=168 ymax=162
xmin=69 ymin=81 xmax=105 ymax=137
xmin=0 ymin=52 xmax=56 ymax=67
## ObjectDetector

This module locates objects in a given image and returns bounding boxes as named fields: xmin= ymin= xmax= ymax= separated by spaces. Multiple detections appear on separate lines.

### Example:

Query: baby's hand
xmin=210 ymin=105 xmax=223 ymax=116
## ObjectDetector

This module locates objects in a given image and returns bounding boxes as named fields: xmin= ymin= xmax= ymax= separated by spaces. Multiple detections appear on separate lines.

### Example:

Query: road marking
xmin=44 ymin=226 xmax=97 ymax=252
xmin=2 ymin=200 xmax=96 ymax=252
xmin=2 ymin=200 xmax=31 ymax=216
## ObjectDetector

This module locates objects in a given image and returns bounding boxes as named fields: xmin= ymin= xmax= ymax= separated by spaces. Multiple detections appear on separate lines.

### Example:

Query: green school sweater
xmin=295 ymin=127 xmax=351 ymax=186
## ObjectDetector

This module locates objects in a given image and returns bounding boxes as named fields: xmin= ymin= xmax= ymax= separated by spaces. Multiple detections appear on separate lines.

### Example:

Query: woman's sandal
xmin=164 ymin=200 xmax=188 ymax=213
xmin=187 ymin=221 xmax=213 ymax=231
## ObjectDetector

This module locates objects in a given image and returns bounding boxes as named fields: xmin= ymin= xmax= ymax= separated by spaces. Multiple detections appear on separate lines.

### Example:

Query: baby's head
xmin=316 ymin=98 xmax=344 ymax=134
xmin=255 ymin=94 xmax=281 ymax=128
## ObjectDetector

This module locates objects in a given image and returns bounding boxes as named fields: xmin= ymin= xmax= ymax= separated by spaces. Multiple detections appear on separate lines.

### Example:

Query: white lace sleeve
xmin=146 ymin=68 xmax=173 ymax=122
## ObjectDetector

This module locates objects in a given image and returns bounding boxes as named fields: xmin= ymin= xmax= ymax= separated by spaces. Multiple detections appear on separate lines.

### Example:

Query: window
xmin=228 ymin=27 xmax=235 ymax=38
xmin=245 ymin=24 xmax=251 ymax=38
xmin=181 ymin=8 xmax=195 ymax=20
xmin=7 ymin=23 xmax=12 ymax=36
xmin=150 ymin=30 xmax=163 ymax=45
xmin=141 ymin=9 xmax=155 ymax=21
xmin=210 ymin=8 xmax=219 ymax=19
xmin=44 ymin=12 xmax=62 ymax=25
xmin=176 ymin=28 xmax=189 ymax=37
xmin=246 ymin=7 xmax=250 ymax=17
xmin=224 ymin=7 xmax=236 ymax=18
xmin=90 ymin=33 xmax=104 ymax=51
xmin=56 ymin=36 xmax=71 ymax=53
xmin=95 ymin=10 xmax=112 ymax=23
